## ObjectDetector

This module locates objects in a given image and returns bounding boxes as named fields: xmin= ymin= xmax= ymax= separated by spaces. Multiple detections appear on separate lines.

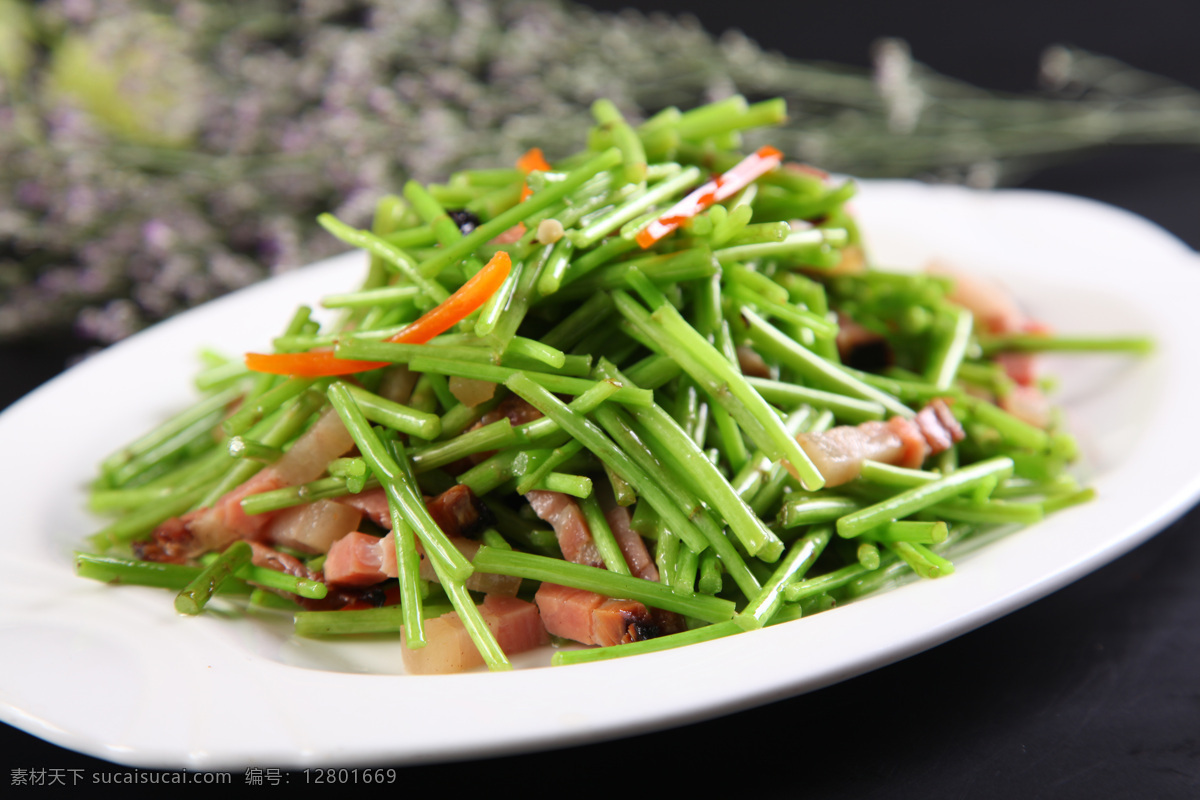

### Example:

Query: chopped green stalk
xmin=888 ymin=541 xmax=955 ymax=579
xmin=614 ymin=291 xmax=825 ymax=490
xmin=561 ymin=236 xmax=639 ymax=284
xmin=744 ymin=376 xmax=886 ymax=424
xmin=294 ymin=604 xmax=455 ymax=637
xmin=327 ymin=382 xmax=473 ymax=583
xmin=89 ymin=485 xmax=208 ymax=549
xmin=515 ymin=439 xmax=583 ymax=494
xmin=227 ymin=436 xmax=283 ymax=463
xmin=837 ymin=457 xmax=1015 ymax=538
xmin=535 ymin=236 xmax=577 ymax=297
xmin=317 ymin=213 xmax=448 ymax=307
xmin=859 ymin=460 xmax=940 ymax=487
xmin=456 ymin=449 xmax=521 ymax=496
xmin=76 ymin=552 xmax=220 ymax=590
xmin=570 ymin=165 xmax=702 ymax=249
xmin=698 ymin=549 xmax=723 ymax=595
xmin=595 ymin=360 xmax=784 ymax=560
xmin=741 ymin=307 xmax=913 ymax=418
xmin=726 ymin=282 xmax=838 ymax=340
xmin=540 ymin=292 xmax=615 ymax=352
xmin=857 ymin=542 xmax=881 ymax=570
xmin=925 ymin=305 xmax=974 ymax=390
xmin=578 ymin=493 xmax=631 ymax=575
xmin=1042 ymin=488 xmax=1097 ymax=513
xmin=404 ymin=179 xmax=465 ymax=247
xmin=239 ymin=475 xmax=378 ymax=515
xmin=591 ymin=98 xmax=648 ymax=184
xmin=410 ymin=419 xmax=515 ymax=472
xmin=536 ymin=472 xmax=593 ymax=498
xmin=505 ymin=336 xmax=569 ymax=370
xmin=222 ymin=377 xmax=322 ymax=436
xmin=105 ymin=409 xmax=224 ymax=488
xmin=400 ymin=355 xmax=653 ymax=408
xmin=722 ymin=218 xmax=788 ymax=247
xmin=715 ymin=228 xmax=848 ymax=269
xmin=737 ymin=526 xmax=831 ymax=631
xmin=784 ymin=562 xmax=875 ymax=603
xmin=872 ymin=520 xmax=949 ymax=544
xmin=552 ymin=621 xmax=743 ymax=666
xmin=778 ymin=495 xmax=863 ymax=528
xmin=416 ymin=148 xmax=622 ymax=278
xmin=344 ymin=383 xmax=441 ymax=440
xmin=235 ymin=564 xmax=327 ymax=599
xmin=101 ymin=386 xmax=240 ymax=481
xmin=380 ymin=444 xmax=427 ymax=650
xmin=198 ymin=388 xmax=327 ymax=508
xmin=590 ymin=400 xmax=763 ymax=595
xmin=554 ymin=247 xmax=719 ymax=300
xmin=381 ymin=226 xmax=439 ymax=249
xmin=322 ymin=285 xmax=422 ymax=309
xmin=175 ymin=541 xmax=253 ymax=615
xmin=961 ymin=395 xmax=1050 ymax=452
xmin=504 ymin=373 xmax=710 ymax=555
xmin=472 ymin=546 xmax=736 ymax=623
xmin=977 ymin=333 xmax=1155 ymax=356
xmin=473 ymin=254 xmax=523 ymax=337
xmin=932 ymin=498 xmax=1044 ymax=525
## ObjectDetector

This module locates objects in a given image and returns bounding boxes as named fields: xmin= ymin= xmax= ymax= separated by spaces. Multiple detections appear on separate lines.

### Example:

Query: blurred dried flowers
xmin=3 ymin=0 xmax=1200 ymax=344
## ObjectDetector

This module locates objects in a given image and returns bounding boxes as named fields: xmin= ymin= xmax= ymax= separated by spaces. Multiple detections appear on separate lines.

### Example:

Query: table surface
xmin=4 ymin=2 xmax=1199 ymax=796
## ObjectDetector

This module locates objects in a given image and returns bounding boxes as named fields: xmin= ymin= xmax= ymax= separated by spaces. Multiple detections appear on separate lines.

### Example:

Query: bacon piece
xmin=796 ymin=399 xmax=965 ymax=487
xmin=401 ymin=595 xmax=549 ymax=675
xmin=525 ymin=490 xmax=680 ymax=647
xmin=247 ymin=540 xmax=319 ymax=581
xmin=338 ymin=487 xmax=390 ymax=528
xmin=526 ymin=490 xmax=604 ymax=569
xmin=602 ymin=501 xmax=658 ymax=582
xmin=324 ymin=531 xmax=398 ymax=587
xmin=338 ymin=485 xmax=491 ymax=538
xmin=323 ymin=529 xmax=520 ymax=595
xmin=137 ymin=409 xmax=357 ymax=563
xmin=534 ymin=583 xmax=681 ymax=647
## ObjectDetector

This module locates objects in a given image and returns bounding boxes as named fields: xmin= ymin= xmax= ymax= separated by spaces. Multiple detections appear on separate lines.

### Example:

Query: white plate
xmin=2 ymin=182 xmax=1198 ymax=770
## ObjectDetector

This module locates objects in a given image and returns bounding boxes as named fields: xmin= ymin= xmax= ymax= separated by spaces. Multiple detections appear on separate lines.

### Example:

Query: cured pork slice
xmin=796 ymin=399 xmax=965 ymax=487
xmin=526 ymin=490 xmax=603 ymax=568
xmin=323 ymin=530 xmax=520 ymax=596
xmin=602 ymin=501 xmax=658 ymax=582
xmin=339 ymin=485 xmax=491 ymax=538
xmin=136 ymin=409 xmax=356 ymax=562
xmin=534 ymin=583 xmax=683 ymax=647
xmin=525 ymin=488 xmax=677 ymax=647
xmin=401 ymin=595 xmax=548 ymax=675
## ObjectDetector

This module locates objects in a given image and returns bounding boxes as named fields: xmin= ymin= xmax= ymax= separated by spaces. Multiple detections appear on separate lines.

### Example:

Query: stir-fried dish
xmin=77 ymin=97 xmax=1152 ymax=673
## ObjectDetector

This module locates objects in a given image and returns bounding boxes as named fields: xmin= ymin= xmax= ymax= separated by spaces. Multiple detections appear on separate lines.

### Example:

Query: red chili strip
xmin=635 ymin=145 xmax=783 ymax=248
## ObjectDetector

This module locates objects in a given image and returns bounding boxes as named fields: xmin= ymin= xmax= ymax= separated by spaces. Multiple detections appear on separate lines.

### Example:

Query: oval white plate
xmin=2 ymin=182 xmax=1199 ymax=770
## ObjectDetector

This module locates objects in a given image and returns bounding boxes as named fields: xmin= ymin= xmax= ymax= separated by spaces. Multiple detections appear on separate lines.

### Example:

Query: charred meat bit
xmin=447 ymin=208 xmax=481 ymax=235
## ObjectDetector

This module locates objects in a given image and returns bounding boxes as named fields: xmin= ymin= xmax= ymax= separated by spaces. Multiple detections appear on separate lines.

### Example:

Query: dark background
xmin=4 ymin=1 xmax=1199 ymax=796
